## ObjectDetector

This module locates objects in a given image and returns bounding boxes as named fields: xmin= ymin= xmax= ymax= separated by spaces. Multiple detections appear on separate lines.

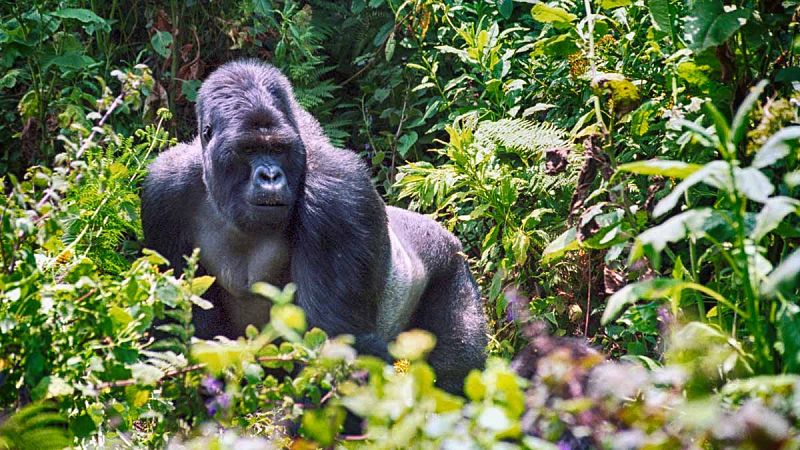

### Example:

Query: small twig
xmin=340 ymin=434 xmax=368 ymax=441
xmin=76 ymin=90 xmax=128 ymax=159
xmin=74 ymin=288 xmax=98 ymax=304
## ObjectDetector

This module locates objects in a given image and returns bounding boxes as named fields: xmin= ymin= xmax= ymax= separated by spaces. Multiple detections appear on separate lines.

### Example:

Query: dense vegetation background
xmin=1 ymin=0 xmax=799 ymax=448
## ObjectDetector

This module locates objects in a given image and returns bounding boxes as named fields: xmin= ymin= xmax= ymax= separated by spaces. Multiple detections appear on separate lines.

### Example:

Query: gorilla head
xmin=195 ymin=61 xmax=306 ymax=233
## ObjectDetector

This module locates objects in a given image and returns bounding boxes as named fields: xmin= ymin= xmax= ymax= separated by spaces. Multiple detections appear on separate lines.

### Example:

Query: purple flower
xmin=201 ymin=376 xmax=223 ymax=395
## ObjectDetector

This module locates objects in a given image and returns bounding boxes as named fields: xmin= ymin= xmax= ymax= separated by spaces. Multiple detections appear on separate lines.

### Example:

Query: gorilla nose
xmin=254 ymin=165 xmax=285 ymax=189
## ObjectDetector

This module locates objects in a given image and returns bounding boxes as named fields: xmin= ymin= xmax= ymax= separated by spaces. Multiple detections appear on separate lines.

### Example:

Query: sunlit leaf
xmin=750 ymin=196 xmax=800 ymax=241
xmin=734 ymin=167 xmax=773 ymax=203
xmin=752 ymin=126 xmax=800 ymax=168
xmin=388 ymin=329 xmax=436 ymax=361
xmin=761 ymin=248 xmax=800 ymax=296
xmin=531 ymin=4 xmax=577 ymax=28
xmin=541 ymin=227 xmax=579 ymax=264
xmin=653 ymin=161 xmax=729 ymax=217
xmin=684 ymin=0 xmax=751 ymax=52
xmin=602 ymin=278 xmax=684 ymax=324
xmin=634 ymin=208 xmax=716 ymax=260
xmin=191 ymin=275 xmax=215 ymax=295
xmin=192 ymin=340 xmax=255 ymax=375
xmin=617 ymin=159 xmax=703 ymax=179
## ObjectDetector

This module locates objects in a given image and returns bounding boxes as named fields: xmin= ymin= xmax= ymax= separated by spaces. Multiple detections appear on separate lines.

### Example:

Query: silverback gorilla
xmin=141 ymin=60 xmax=487 ymax=392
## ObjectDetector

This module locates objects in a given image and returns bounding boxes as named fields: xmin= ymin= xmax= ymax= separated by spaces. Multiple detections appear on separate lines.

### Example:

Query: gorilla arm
xmin=290 ymin=140 xmax=395 ymax=359
xmin=141 ymin=139 xmax=204 ymax=274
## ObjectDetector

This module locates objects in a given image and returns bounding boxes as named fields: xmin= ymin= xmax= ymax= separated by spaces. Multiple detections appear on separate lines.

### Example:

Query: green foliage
xmin=2 ymin=0 xmax=800 ymax=447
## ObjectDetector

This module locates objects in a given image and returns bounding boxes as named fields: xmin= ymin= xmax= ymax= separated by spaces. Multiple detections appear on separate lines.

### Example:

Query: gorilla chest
xmin=195 ymin=227 xmax=291 ymax=300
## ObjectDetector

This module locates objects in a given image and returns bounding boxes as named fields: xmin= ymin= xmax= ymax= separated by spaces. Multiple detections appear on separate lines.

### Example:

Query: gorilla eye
xmin=203 ymin=125 xmax=213 ymax=141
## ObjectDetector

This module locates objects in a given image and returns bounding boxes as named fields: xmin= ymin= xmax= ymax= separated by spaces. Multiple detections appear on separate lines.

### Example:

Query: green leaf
xmin=42 ymin=53 xmax=95 ymax=72
xmin=192 ymin=340 xmax=254 ymax=375
xmin=734 ymin=167 xmax=773 ymax=203
xmin=684 ymin=0 xmax=751 ymax=52
xmin=497 ymin=0 xmax=513 ymax=18
xmin=384 ymin=30 xmax=396 ymax=61
xmin=533 ymin=32 xmax=580 ymax=56
xmin=761 ymin=248 xmax=800 ymax=296
xmin=646 ymin=0 xmax=672 ymax=33
xmin=150 ymin=31 xmax=173 ymax=58
xmin=52 ymin=8 xmax=105 ymax=23
xmin=541 ymin=227 xmax=579 ymax=264
xmin=653 ymin=161 xmax=729 ymax=217
xmin=388 ymin=329 xmax=436 ymax=361
xmin=777 ymin=305 xmax=800 ymax=374
xmin=631 ymin=208 xmax=716 ymax=260
xmin=251 ymin=282 xmax=296 ymax=304
xmin=464 ymin=370 xmax=486 ymax=401
xmin=750 ymin=197 xmax=800 ymax=241
xmin=752 ymin=127 xmax=800 ymax=169
xmin=511 ymin=228 xmax=530 ymax=266
xmin=602 ymin=278 xmax=732 ymax=324
xmin=181 ymin=79 xmax=202 ymax=102
xmin=109 ymin=306 xmax=133 ymax=329
xmin=618 ymin=159 xmax=703 ymax=179
xmin=397 ymin=131 xmax=418 ymax=157
xmin=303 ymin=327 xmax=328 ymax=349
xmin=601 ymin=0 xmax=632 ymax=9
xmin=191 ymin=275 xmax=215 ymax=295
xmin=271 ymin=303 xmax=307 ymax=341
xmin=731 ymin=80 xmax=768 ymax=146
xmin=531 ymin=4 xmax=577 ymax=28
xmin=301 ymin=406 xmax=345 ymax=446
xmin=52 ymin=8 xmax=109 ymax=31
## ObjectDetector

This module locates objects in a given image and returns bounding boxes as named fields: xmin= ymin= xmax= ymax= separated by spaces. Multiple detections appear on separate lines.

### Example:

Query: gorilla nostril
xmin=254 ymin=166 xmax=284 ymax=187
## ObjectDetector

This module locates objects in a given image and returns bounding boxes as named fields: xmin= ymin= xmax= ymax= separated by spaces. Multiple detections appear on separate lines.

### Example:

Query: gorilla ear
xmin=202 ymin=124 xmax=213 ymax=142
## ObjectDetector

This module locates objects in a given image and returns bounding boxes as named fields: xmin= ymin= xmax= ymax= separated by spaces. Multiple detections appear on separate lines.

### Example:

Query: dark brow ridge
xmin=235 ymin=130 xmax=297 ymax=150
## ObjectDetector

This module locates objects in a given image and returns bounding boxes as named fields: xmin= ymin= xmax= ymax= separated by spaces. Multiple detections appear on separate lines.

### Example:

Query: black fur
xmin=141 ymin=60 xmax=487 ymax=393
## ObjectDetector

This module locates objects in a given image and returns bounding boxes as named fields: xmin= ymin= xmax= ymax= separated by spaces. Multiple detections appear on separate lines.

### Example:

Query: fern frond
xmin=476 ymin=119 xmax=568 ymax=159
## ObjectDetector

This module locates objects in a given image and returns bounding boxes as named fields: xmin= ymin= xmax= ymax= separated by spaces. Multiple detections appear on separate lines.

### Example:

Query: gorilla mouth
xmin=251 ymin=200 xmax=287 ymax=208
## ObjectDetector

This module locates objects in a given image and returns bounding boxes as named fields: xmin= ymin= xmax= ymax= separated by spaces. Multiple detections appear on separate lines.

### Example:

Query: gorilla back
xmin=141 ymin=60 xmax=487 ymax=393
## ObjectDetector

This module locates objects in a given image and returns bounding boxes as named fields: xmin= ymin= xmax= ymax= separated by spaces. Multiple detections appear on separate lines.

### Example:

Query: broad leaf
xmin=602 ymin=278 xmax=683 ymax=324
xmin=531 ymin=4 xmax=577 ymax=28
xmin=752 ymin=126 xmax=800 ymax=169
xmin=631 ymin=208 xmax=717 ymax=260
xmin=778 ymin=304 xmax=800 ymax=374
xmin=761 ymin=248 xmax=800 ymax=296
xmin=52 ymin=8 xmax=109 ymax=31
xmin=750 ymin=196 xmax=799 ymax=241
xmin=618 ymin=159 xmax=703 ymax=179
xmin=733 ymin=167 xmax=773 ymax=203
xmin=150 ymin=31 xmax=173 ymax=58
xmin=653 ymin=161 xmax=729 ymax=217
xmin=601 ymin=0 xmax=632 ymax=9
xmin=647 ymin=0 xmax=672 ymax=33
xmin=684 ymin=0 xmax=751 ymax=52
xmin=541 ymin=227 xmax=579 ymax=263
xmin=192 ymin=340 xmax=255 ymax=375
xmin=496 ymin=0 xmax=513 ymax=18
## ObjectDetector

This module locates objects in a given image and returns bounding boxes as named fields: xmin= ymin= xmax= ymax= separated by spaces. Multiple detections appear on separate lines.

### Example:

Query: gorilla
xmin=141 ymin=60 xmax=487 ymax=393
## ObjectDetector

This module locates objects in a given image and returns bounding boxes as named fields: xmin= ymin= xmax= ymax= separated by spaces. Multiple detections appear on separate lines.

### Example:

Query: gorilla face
xmin=196 ymin=64 xmax=306 ymax=233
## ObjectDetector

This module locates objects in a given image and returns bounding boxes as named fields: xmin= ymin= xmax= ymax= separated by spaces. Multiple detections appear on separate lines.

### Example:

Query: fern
xmin=0 ymin=403 xmax=71 ymax=450
xmin=475 ymin=119 xmax=568 ymax=159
